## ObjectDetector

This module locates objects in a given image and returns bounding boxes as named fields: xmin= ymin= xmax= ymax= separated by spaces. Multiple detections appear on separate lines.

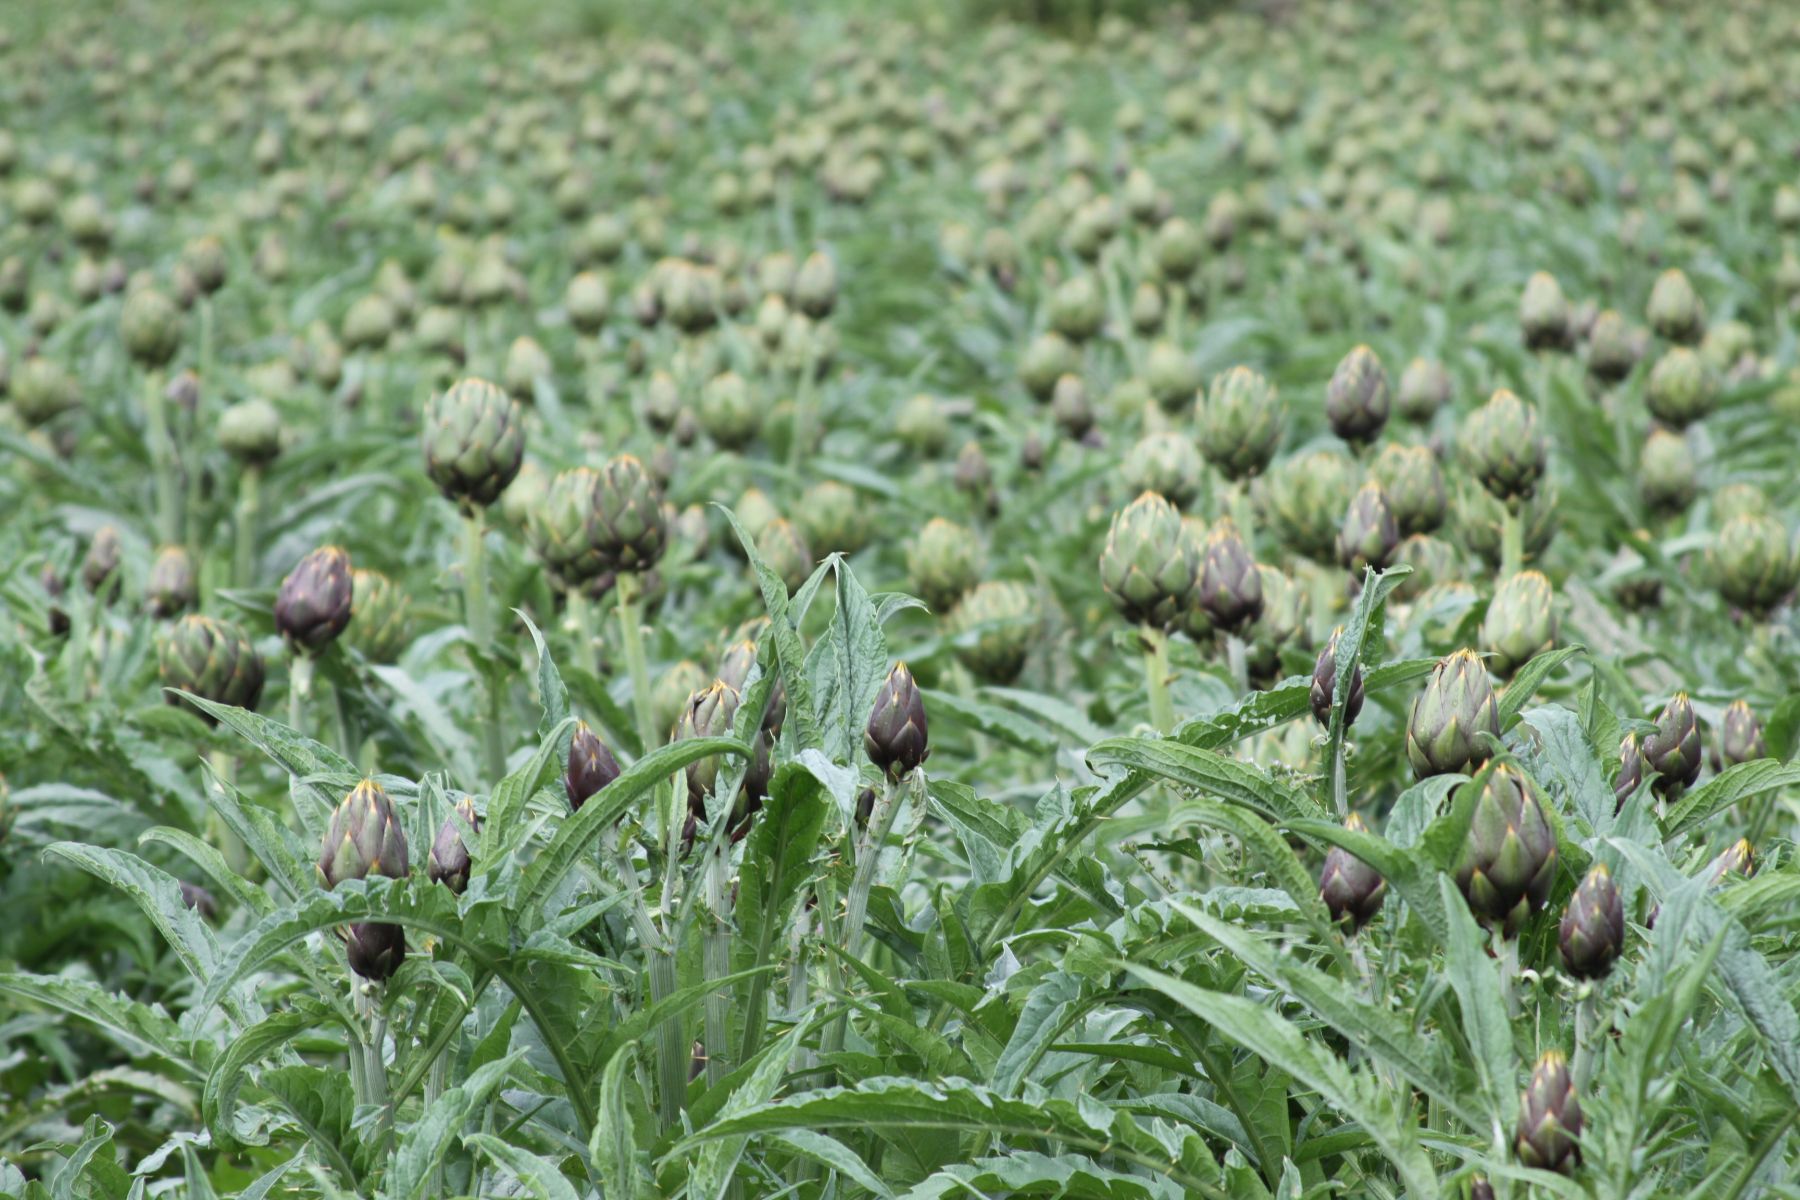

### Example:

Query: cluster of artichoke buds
xmin=317 ymin=780 xmax=410 ymax=982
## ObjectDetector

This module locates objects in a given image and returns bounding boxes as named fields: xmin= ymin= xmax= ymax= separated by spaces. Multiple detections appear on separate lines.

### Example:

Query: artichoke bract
xmin=1519 ymin=271 xmax=1573 ymax=352
xmin=427 ymin=795 xmax=479 ymax=894
xmin=1558 ymin=864 xmax=1624 ymax=980
xmin=1338 ymin=481 xmax=1399 ymax=574
xmin=275 ymin=545 xmax=354 ymax=653
xmin=866 ymin=662 xmax=929 ymax=779
xmin=949 ymin=580 xmax=1037 ymax=684
xmin=1197 ymin=366 xmax=1281 ymax=480
xmin=1480 ymin=570 xmax=1555 ymax=678
xmin=1720 ymin=699 xmax=1766 ymax=766
xmin=1642 ymin=692 xmax=1701 ymax=796
xmin=422 ymin=377 xmax=526 ymax=510
xmin=1370 ymin=443 xmax=1446 ymax=536
xmin=1514 ymin=1051 xmax=1583 ymax=1175
xmin=1319 ymin=812 xmax=1385 ymax=931
xmin=1646 ymin=267 xmax=1705 ymax=345
xmin=1396 ymin=357 xmax=1451 ymax=423
xmin=82 ymin=525 xmax=122 ymax=596
xmin=1406 ymin=649 xmax=1500 ymax=778
xmin=593 ymin=454 xmax=668 ymax=573
xmin=1711 ymin=512 xmax=1795 ymax=617
xmin=1197 ymin=519 xmax=1263 ymax=634
xmin=1459 ymin=389 xmax=1547 ymax=503
xmin=1099 ymin=492 xmax=1199 ymax=630
xmin=1455 ymin=764 xmax=1557 ymax=935
xmin=1310 ymin=627 xmax=1363 ymax=728
xmin=158 ymin=614 xmax=266 ymax=718
xmin=566 ymin=721 xmax=622 ymax=811
xmin=1324 ymin=344 xmax=1390 ymax=444
xmin=146 ymin=544 xmax=197 ymax=618
xmin=318 ymin=780 xmax=409 ymax=890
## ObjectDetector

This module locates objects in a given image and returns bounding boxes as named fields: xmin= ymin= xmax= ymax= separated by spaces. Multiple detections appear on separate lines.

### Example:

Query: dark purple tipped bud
xmin=566 ymin=721 xmax=622 ymax=811
xmin=1310 ymin=627 xmax=1364 ymax=728
xmin=275 ymin=545 xmax=354 ymax=653
xmin=1319 ymin=812 xmax=1386 ymax=931
xmin=1558 ymin=865 xmax=1624 ymax=979
xmin=865 ymin=663 xmax=929 ymax=779
xmin=427 ymin=796 xmax=479 ymax=894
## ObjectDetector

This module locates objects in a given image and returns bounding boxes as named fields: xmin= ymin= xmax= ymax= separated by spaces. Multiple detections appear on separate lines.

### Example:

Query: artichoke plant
xmin=1459 ymin=389 xmax=1547 ymax=503
xmin=908 ymin=518 xmax=983 ymax=612
xmin=1614 ymin=733 xmax=1645 ymax=811
xmin=532 ymin=467 xmax=609 ymax=590
xmin=566 ymin=721 xmax=623 ymax=811
xmin=949 ymin=580 xmax=1037 ymax=685
xmin=1395 ymin=357 xmax=1451 ymax=423
xmin=1646 ymin=267 xmax=1705 ymax=345
xmin=1455 ymin=764 xmax=1558 ymax=935
xmin=1406 ymin=649 xmax=1501 ymax=778
xmin=1519 ymin=271 xmax=1573 ymax=351
xmin=1514 ymin=1051 xmax=1583 ymax=1175
xmin=592 ymin=454 xmax=668 ymax=573
xmin=1719 ymin=699 xmax=1765 ymax=766
xmin=1644 ymin=347 xmax=1717 ymax=429
xmin=345 ymin=569 xmax=411 ymax=663
xmin=866 ymin=663 xmax=929 ymax=779
xmin=146 ymin=545 xmax=197 ymax=618
xmin=422 ymin=377 xmax=527 ymax=510
xmin=427 ymin=795 xmax=479 ymax=895
xmin=1196 ymin=366 xmax=1281 ymax=480
xmin=1710 ymin=512 xmax=1796 ymax=617
xmin=1122 ymin=432 xmax=1204 ymax=510
xmin=1261 ymin=448 xmax=1359 ymax=562
xmin=1337 ymin=481 xmax=1399 ymax=574
xmin=1370 ymin=443 xmax=1446 ymax=536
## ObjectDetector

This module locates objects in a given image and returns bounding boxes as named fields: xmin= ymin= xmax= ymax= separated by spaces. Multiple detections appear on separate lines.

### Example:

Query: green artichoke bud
xmin=1197 ymin=366 xmax=1281 ymax=480
xmin=1642 ymin=692 xmax=1701 ymax=796
xmin=1390 ymin=533 xmax=1460 ymax=601
xmin=1519 ymin=271 xmax=1574 ymax=351
xmin=795 ymin=480 xmax=870 ymax=556
xmin=1153 ymin=216 xmax=1203 ymax=279
xmin=909 ymin=518 xmax=983 ymax=612
xmin=1264 ymin=449 xmax=1361 ymax=562
xmin=276 ymin=546 xmax=354 ymax=653
xmin=428 ymin=795 xmax=479 ymax=894
xmin=652 ymin=661 xmax=709 ymax=741
xmin=422 ymin=378 xmax=526 ymax=510
xmin=1407 ymin=649 xmax=1501 ymax=778
xmin=1700 ymin=319 xmax=1755 ymax=376
xmin=1324 ymin=345 xmax=1390 ymax=445
xmin=730 ymin=489 xmax=780 ymax=555
xmin=1644 ymin=347 xmax=1717 ymax=429
xmin=1514 ymin=1051 xmax=1582 ymax=1175
xmin=592 ymin=454 xmax=667 ymax=572
xmin=1019 ymin=332 xmax=1079 ymax=402
xmin=1319 ymin=812 xmax=1385 ymax=931
xmin=1711 ymin=512 xmax=1796 ymax=616
xmin=1396 ymin=357 xmax=1451 ymax=423
xmin=758 ymin=518 xmax=813 ymax=594
xmin=1638 ymin=428 xmax=1696 ymax=514
xmin=345 ymin=569 xmax=410 ymax=662
xmin=1646 ymin=268 xmax=1705 ymax=345
xmin=1614 ymin=734 xmax=1645 ymax=812
xmin=1457 ymin=764 xmax=1558 ymax=934
xmin=502 ymin=336 xmax=552 ymax=401
xmin=1370 ymin=443 xmax=1446 ymax=535
xmin=678 ymin=681 xmax=741 ymax=813
xmin=1197 ymin=519 xmax=1263 ymax=635
xmin=1100 ymin=492 xmax=1200 ymax=630
xmin=698 ymin=371 xmax=764 ymax=449
xmin=1720 ymin=699 xmax=1765 ymax=766
xmin=120 ymin=287 xmax=183 ymax=367
xmin=897 ymin=394 xmax=950 ymax=457
xmin=1244 ymin=564 xmax=1305 ymax=686
xmin=1480 ymin=570 xmax=1555 ymax=678
xmin=566 ymin=721 xmax=622 ymax=811
xmin=1460 ymin=389 xmax=1548 ymax=503
xmin=565 ymin=271 xmax=611 ymax=335
xmin=644 ymin=370 xmax=681 ymax=434
xmin=1338 ymin=481 xmax=1400 ymax=574
xmin=158 ymin=614 xmax=266 ymax=718
xmin=81 ymin=525 xmax=122 ymax=596
xmin=794 ymin=250 xmax=838 ymax=319
xmin=146 ymin=545 xmax=197 ymax=619
xmin=1050 ymin=374 xmax=1095 ymax=441
xmin=1310 ymin=626 xmax=1363 ymax=728
xmin=1145 ymin=340 xmax=1203 ymax=411
xmin=1048 ymin=274 xmax=1104 ymax=341
xmin=318 ymin=779 xmax=409 ymax=889
xmin=219 ymin=398 xmax=283 ymax=466
xmin=1702 ymin=838 xmax=1756 ymax=888
xmin=182 ymin=235 xmax=229 ymax=295
xmin=1458 ymin=479 xmax=1558 ymax=569
xmin=341 ymin=293 xmax=396 ymax=351
xmin=1122 ymin=432 xmax=1204 ymax=510
xmin=1558 ymin=864 xmax=1624 ymax=980
xmin=1129 ymin=282 xmax=1164 ymax=335
xmin=949 ymin=580 xmax=1037 ymax=684
xmin=866 ymin=663 xmax=929 ymax=779
xmin=1585 ymin=310 xmax=1642 ymax=383
xmin=661 ymin=261 xmax=719 ymax=333
xmin=11 ymin=356 xmax=78 ymax=426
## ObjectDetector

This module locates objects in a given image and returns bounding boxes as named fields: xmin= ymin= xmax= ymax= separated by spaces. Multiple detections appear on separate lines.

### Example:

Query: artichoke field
xmin=6 ymin=1 xmax=1800 ymax=1198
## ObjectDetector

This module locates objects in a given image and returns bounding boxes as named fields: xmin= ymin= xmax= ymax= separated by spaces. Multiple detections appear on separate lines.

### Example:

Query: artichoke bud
xmin=1518 ymin=270 xmax=1574 ymax=351
xmin=427 ymin=796 xmax=479 ymax=895
xmin=182 ymin=235 xmax=229 ymax=295
xmin=1145 ymin=340 xmax=1203 ymax=410
xmin=1514 ymin=1051 xmax=1583 ymax=1175
xmin=565 ymin=271 xmax=611 ymax=335
xmin=1243 ymin=564 xmax=1304 ymax=686
xmin=1050 ymin=373 xmax=1095 ymax=440
xmin=565 ymin=721 xmax=622 ymax=812
xmin=1471 ymin=1179 xmax=1495 ymax=1200
xmin=11 ymin=357 xmax=79 ymax=427
xmin=1310 ymin=627 xmax=1364 ymax=728
xmin=796 ymin=480 xmax=870 ymax=556
xmin=1324 ymin=344 xmax=1390 ymax=445
xmin=897 ymin=394 xmax=950 ymax=456
xmin=1047 ymin=273 xmax=1105 ymax=341
xmin=1702 ymin=838 xmax=1756 ymax=887
xmin=1558 ymin=864 xmax=1624 ymax=980
xmin=699 ymin=370 xmax=764 ymax=449
xmin=865 ymin=663 xmax=929 ymax=779
xmin=1585 ymin=310 xmax=1643 ymax=383
xmin=1456 ymin=764 xmax=1558 ymax=935
xmin=275 ymin=545 xmax=354 ymax=653
xmin=1459 ymin=389 xmax=1547 ymax=503
xmin=120 ymin=287 xmax=183 ymax=367
xmin=146 ymin=544 xmax=197 ymax=618
xmin=678 ymin=682 xmax=742 ymax=815
xmin=219 ymin=397 xmax=283 ymax=466
xmin=593 ymin=454 xmax=667 ymax=573
xmin=758 ymin=518 xmax=814 ymax=594
xmin=1152 ymin=216 xmax=1204 ymax=279
xmin=1407 ymin=649 xmax=1501 ymax=778
xmin=345 ymin=922 xmax=407 ymax=983
xmin=908 ymin=518 xmax=983 ymax=612
xmin=1265 ymin=449 xmax=1359 ymax=562
xmin=157 ymin=614 xmax=267 ymax=717
xmin=502 ymin=336 xmax=552 ymax=401
xmin=1642 ymin=692 xmax=1701 ymax=796
xmin=949 ymin=580 xmax=1037 ymax=684
xmin=1720 ymin=699 xmax=1765 ymax=766
xmin=1122 ymin=431 xmax=1203 ymax=510
xmin=1638 ymin=428 xmax=1696 ymax=514
xmin=1337 ymin=481 xmax=1400 ymax=574
xmin=1197 ymin=366 xmax=1281 ymax=481
xmin=1099 ymin=492 xmax=1199 ymax=630
xmin=1646 ymin=268 xmax=1706 ymax=345
xmin=1396 ymin=357 xmax=1451 ymax=423
xmin=345 ymin=569 xmax=411 ymax=662
xmin=1129 ymin=282 xmax=1165 ymax=335
xmin=1019 ymin=332 xmax=1079 ymax=402
xmin=81 ymin=525 xmax=122 ymax=596
xmin=1197 ymin=519 xmax=1264 ymax=634
xmin=1614 ymin=733 xmax=1645 ymax=812
xmin=1319 ymin=812 xmax=1386 ymax=931
xmin=644 ymin=370 xmax=682 ymax=433
xmin=793 ymin=250 xmax=838 ymax=319
xmin=1479 ymin=570 xmax=1555 ymax=678
xmin=1644 ymin=347 xmax=1717 ymax=430
xmin=318 ymin=779 xmax=409 ymax=889
xmin=422 ymin=377 xmax=526 ymax=510
xmin=1711 ymin=512 xmax=1796 ymax=617
xmin=652 ymin=661 xmax=709 ymax=741
xmin=1370 ymin=443 xmax=1446 ymax=535
xmin=341 ymin=293 xmax=396 ymax=350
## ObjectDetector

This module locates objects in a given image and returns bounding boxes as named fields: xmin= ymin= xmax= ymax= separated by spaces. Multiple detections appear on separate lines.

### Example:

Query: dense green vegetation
xmin=4 ymin=2 xmax=1800 ymax=1197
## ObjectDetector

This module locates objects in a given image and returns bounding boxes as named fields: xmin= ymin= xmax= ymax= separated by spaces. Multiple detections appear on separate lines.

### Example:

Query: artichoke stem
xmin=786 ymin=342 xmax=819 ymax=476
xmin=1497 ymin=929 xmax=1521 ymax=1018
xmin=233 ymin=466 xmax=261 ymax=589
xmin=1500 ymin=506 xmax=1524 ymax=579
xmin=568 ymin=591 xmax=600 ymax=680
xmin=288 ymin=653 xmax=314 ymax=736
xmin=144 ymin=369 xmax=181 ymax=547
xmin=463 ymin=510 xmax=506 ymax=784
xmin=649 ymin=949 xmax=684 ymax=1128
xmin=1226 ymin=634 xmax=1250 ymax=697
xmin=1143 ymin=625 xmax=1174 ymax=735
xmin=615 ymin=571 xmax=658 ymax=758
xmin=843 ymin=776 xmax=900 ymax=967
xmin=1571 ymin=991 xmax=1597 ymax=1091
xmin=702 ymin=838 xmax=731 ymax=1089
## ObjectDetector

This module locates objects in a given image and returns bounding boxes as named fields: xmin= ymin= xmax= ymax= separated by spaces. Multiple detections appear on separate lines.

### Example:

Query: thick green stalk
xmin=842 ymin=777 xmax=899 ymax=971
xmin=785 ymin=347 xmax=818 ymax=475
xmin=1225 ymin=634 xmax=1250 ymax=697
xmin=1500 ymin=505 xmax=1524 ymax=580
xmin=649 ymin=950 xmax=684 ymax=1127
xmin=568 ymin=590 xmax=600 ymax=679
xmin=463 ymin=510 xmax=506 ymax=782
xmin=1571 ymin=991 xmax=1597 ymax=1090
xmin=143 ymin=370 xmax=181 ymax=546
xmin=289 ymin=654 xmax=314 ymax=737
xmin=702 ymin=838 xmax=731 ymax=1088
xmin=615 ymin=572 xmax=658 ymax=755
xmin=1143 ymin=625 xmax=1174 ymax=735
xmin=233 ymin=467 xmax=261 ymax=589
